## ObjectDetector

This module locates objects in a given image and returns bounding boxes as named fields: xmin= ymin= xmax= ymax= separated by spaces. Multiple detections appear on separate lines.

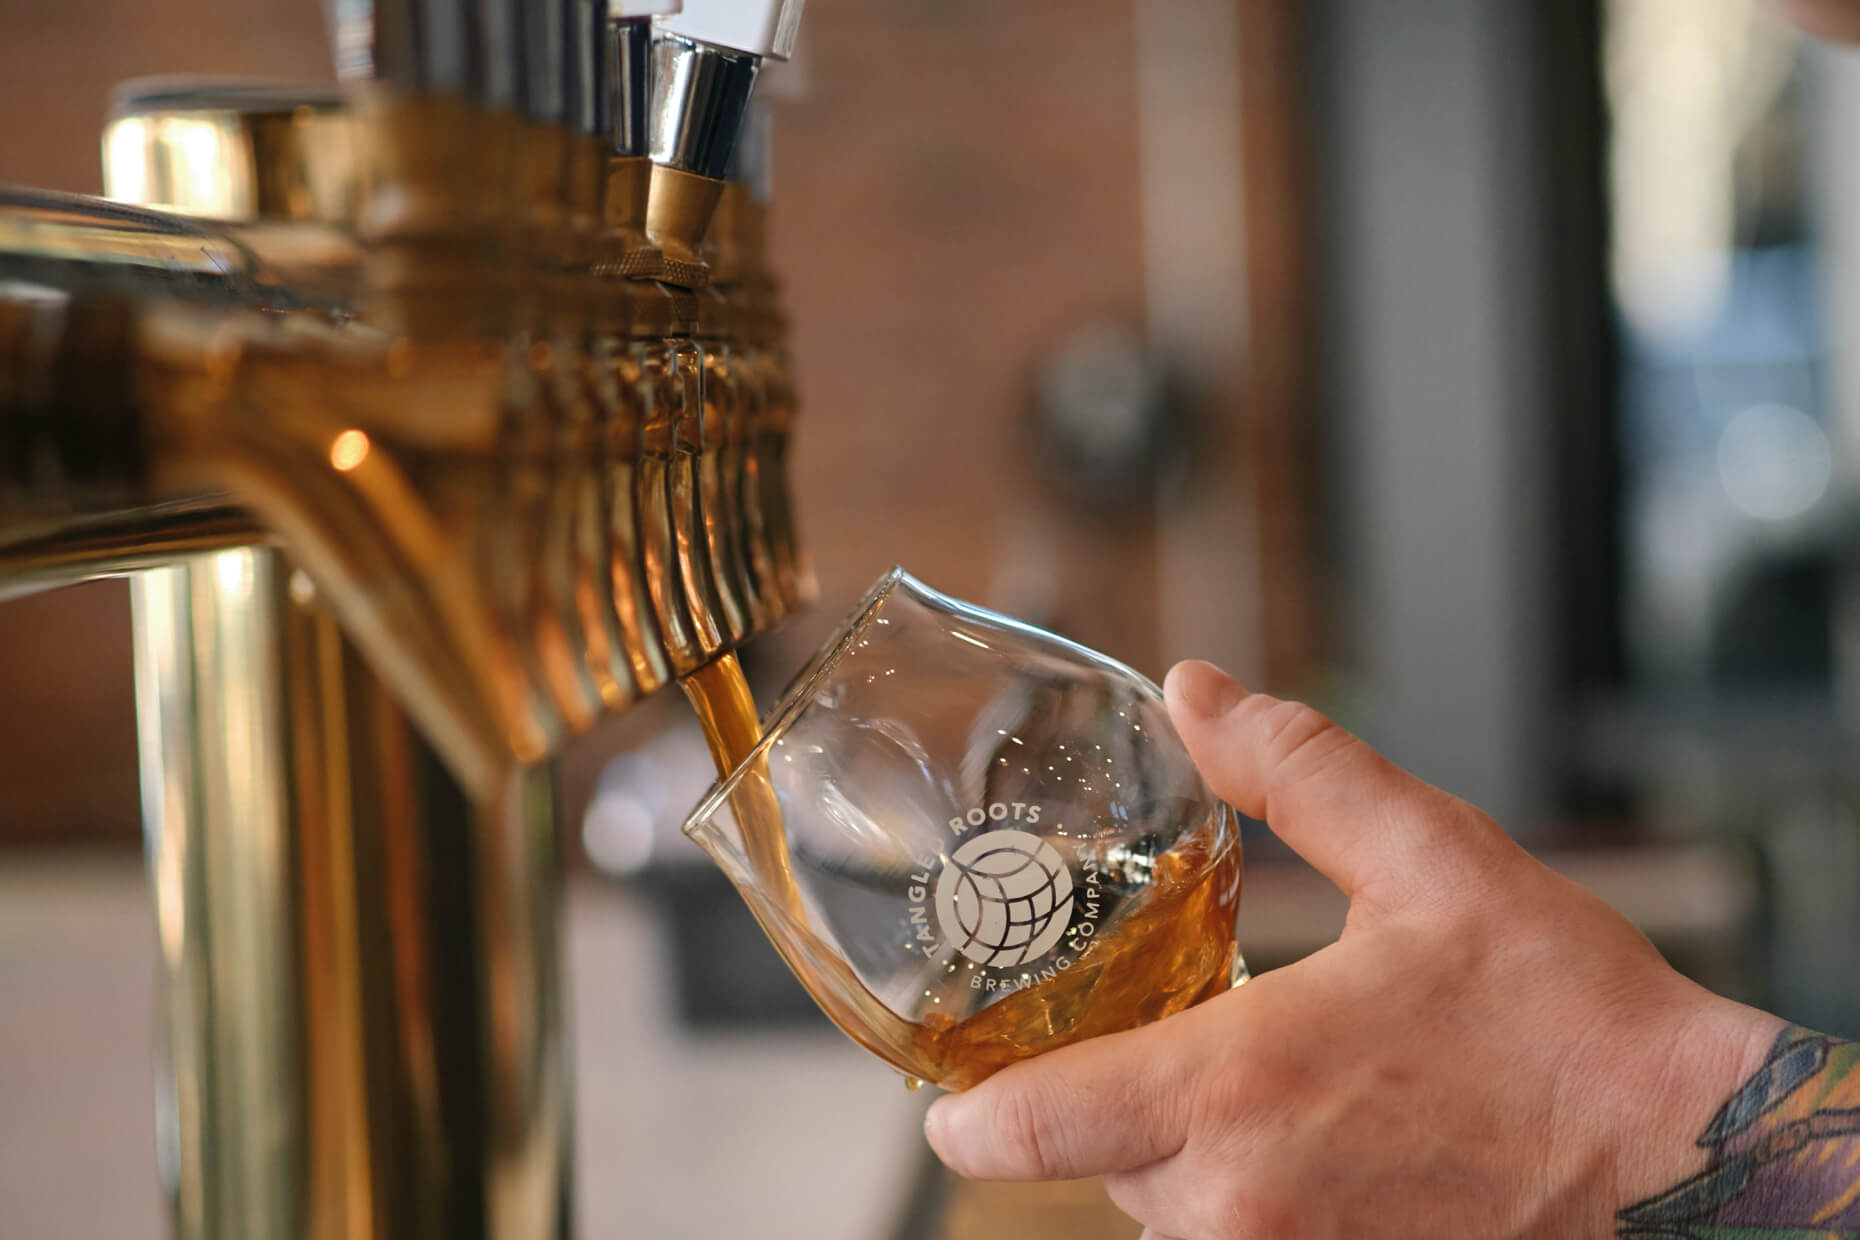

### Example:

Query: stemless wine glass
xmin=682 ymin=568 xmax=1245 ymax=1090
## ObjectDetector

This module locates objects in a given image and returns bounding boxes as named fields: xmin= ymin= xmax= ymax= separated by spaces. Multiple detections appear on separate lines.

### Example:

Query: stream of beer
xmin=680 ymin=652 xmax=798 ymax=909
xmin=680 ymin=651 xmax=931 ymax=1086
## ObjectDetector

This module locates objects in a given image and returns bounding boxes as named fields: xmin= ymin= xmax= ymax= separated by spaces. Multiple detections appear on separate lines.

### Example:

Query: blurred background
xmin=4 ymin=0 xmax=1859 ymax=1235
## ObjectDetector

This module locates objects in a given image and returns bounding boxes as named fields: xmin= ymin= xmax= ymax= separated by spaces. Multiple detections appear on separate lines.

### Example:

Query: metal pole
xmin=132 ymin=547 xmax=570 ymax=1239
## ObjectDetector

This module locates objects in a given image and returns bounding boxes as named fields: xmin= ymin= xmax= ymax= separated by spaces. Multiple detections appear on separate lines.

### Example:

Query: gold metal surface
xmin=104 ymin=86 xmax=360 ymax=225
xmin=133 ymin=553 xmax=569 ymax=1240
xmin=665 ymin=335 xmax=738 ymax=658
xmin=639 ymin=335 xmax=722 ymax=667
xmin=513 ymin=121 xmax=629 ymax=734
xmin=0 ymin=36 xmax=812 ymax=1240
xmin=703 ymin=183 xmax=812 ymax=619
xmin=644 ymin=163 xmax=724 ymax=288
xmin=601 ymin=155 xmax=662 ymax=280
xmin=0 ymin=203 xmax=252 ymax=280
xmin=291 ymin=612 xmax=567 ymax=1240
xmin=85 ymin=83 xmax=569 ymax=1240
xmin=348 ymin=87 xmax=518 ymax=338
xmin=725 ymin=338 xmax=783 ymax=625
xmin=695 ymin=331 xmax=761 ymax=636
xmin=133 ymin=550 xmax=308 ymax=1239
xmin=0 ymin=502 xmax=261 ymax=601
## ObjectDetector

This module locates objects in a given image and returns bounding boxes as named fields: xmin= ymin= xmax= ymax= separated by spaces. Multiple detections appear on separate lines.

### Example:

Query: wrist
xmin=1582 ymin=984 xmax=1779 ymax=1236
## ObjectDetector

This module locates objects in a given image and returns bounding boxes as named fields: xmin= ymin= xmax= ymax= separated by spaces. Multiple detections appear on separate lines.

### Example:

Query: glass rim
xmin=678 ymin=566 xmax=1227 ymax=860
xmin=682 ymin=565 xmax=914 ymax=842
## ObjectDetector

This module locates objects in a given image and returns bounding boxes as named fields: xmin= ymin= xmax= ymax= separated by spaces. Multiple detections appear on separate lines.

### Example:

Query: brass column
xmin=133 ymin=550 xmax=307 ymax=1237
xmin=108 ymin=86 xmax=571 ymax=1240
xmin=133 ymin=548 xmax=567 ymax=1240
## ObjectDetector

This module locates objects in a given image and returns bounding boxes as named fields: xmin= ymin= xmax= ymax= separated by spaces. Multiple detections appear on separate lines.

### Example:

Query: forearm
xmin=1620 ymin=1023 xmax=1860 ymax=1237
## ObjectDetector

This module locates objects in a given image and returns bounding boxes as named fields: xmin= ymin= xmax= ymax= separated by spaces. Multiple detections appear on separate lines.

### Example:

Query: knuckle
xmin=1255 ymin=699 xmax=1357 ymax=782
xmin=994 ymin=1084 xmax=1067 ymax=1179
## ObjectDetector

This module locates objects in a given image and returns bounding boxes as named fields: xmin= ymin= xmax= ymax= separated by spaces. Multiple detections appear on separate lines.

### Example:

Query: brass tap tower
xmin=0 ymin=0 xmax=809 ymax=1236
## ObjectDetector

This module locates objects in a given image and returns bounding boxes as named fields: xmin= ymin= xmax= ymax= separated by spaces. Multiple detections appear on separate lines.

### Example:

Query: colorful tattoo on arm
xmin=1619 ymin=1025 xmax=1860 ymax=1239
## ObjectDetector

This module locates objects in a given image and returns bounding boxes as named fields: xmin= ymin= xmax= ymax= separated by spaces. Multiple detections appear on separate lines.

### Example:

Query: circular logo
xmin=934 ymin=829 xmax=1076 ymax=968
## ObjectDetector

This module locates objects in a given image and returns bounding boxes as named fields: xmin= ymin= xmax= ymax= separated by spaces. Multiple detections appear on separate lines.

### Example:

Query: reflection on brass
xmin=105 ymin=82 xmax=361 ymax=225
xmin=706 ymin=177 xmax=813 ymax=617
xmin=631 ymin=312 xmax=711 ymax=675
xmin=645 ymin=163 xmax=725 ymax=287
xmin=0 ymin=12 xmax=809 ymax=1235
xmin=602 ymin=155 xmax=662 ymax=280
xmin=0 ymin=501 xmax=260 ymax=602
xmin=695 ymin=312 xmax=763 ymax=637
xmin=134 ymin=552 xmax=569 ymax=1240
xmin=133 ymin=550 xmax=308 ymax=1239
xmin=663 ymin=335 xmax=732 ymax=661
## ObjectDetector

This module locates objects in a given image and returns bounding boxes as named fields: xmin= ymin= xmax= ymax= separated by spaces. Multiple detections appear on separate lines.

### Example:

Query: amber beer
xmin=682 ymin=652 xmax=1242 ymax=1090
xmin=907 ymin=831 xmax=1240 ymax=1089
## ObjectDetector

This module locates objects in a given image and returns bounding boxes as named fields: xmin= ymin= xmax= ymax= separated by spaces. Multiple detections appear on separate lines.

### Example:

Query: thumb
xmin=1162 ymin=660 xmax=1511 ymax=905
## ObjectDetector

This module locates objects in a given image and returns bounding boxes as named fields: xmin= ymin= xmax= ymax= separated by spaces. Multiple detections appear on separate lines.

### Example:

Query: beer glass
xmin=681 ymin=568 xmax=1246 ymax=1090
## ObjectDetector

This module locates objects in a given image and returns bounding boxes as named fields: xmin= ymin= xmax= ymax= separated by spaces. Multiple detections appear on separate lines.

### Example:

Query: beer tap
xmin=694 ymin=105 xmax=772 ymax=638
xmin=711 ymin=100 xmax=809 ymax=622
xmin=509 ymin=0 xmax=611 ymax=735
xmin=647 ymin=0 xmax=804 ymax=282
xmin=605 ymin=1 xmax=680 ymax=278
xmin=0 ymin=0 xmax=815 ymax=1234
xmin=632 ymin=0 xmax=805 ymax=669
xmin=599 ymin=0 xmax=721 ymax=678
xmin=600 ymin=2 xmax=717 ymax=684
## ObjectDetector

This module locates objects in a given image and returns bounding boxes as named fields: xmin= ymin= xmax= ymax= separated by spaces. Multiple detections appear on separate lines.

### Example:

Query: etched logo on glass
xmin=934 ymin=829 xmax=1076 ymax=968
